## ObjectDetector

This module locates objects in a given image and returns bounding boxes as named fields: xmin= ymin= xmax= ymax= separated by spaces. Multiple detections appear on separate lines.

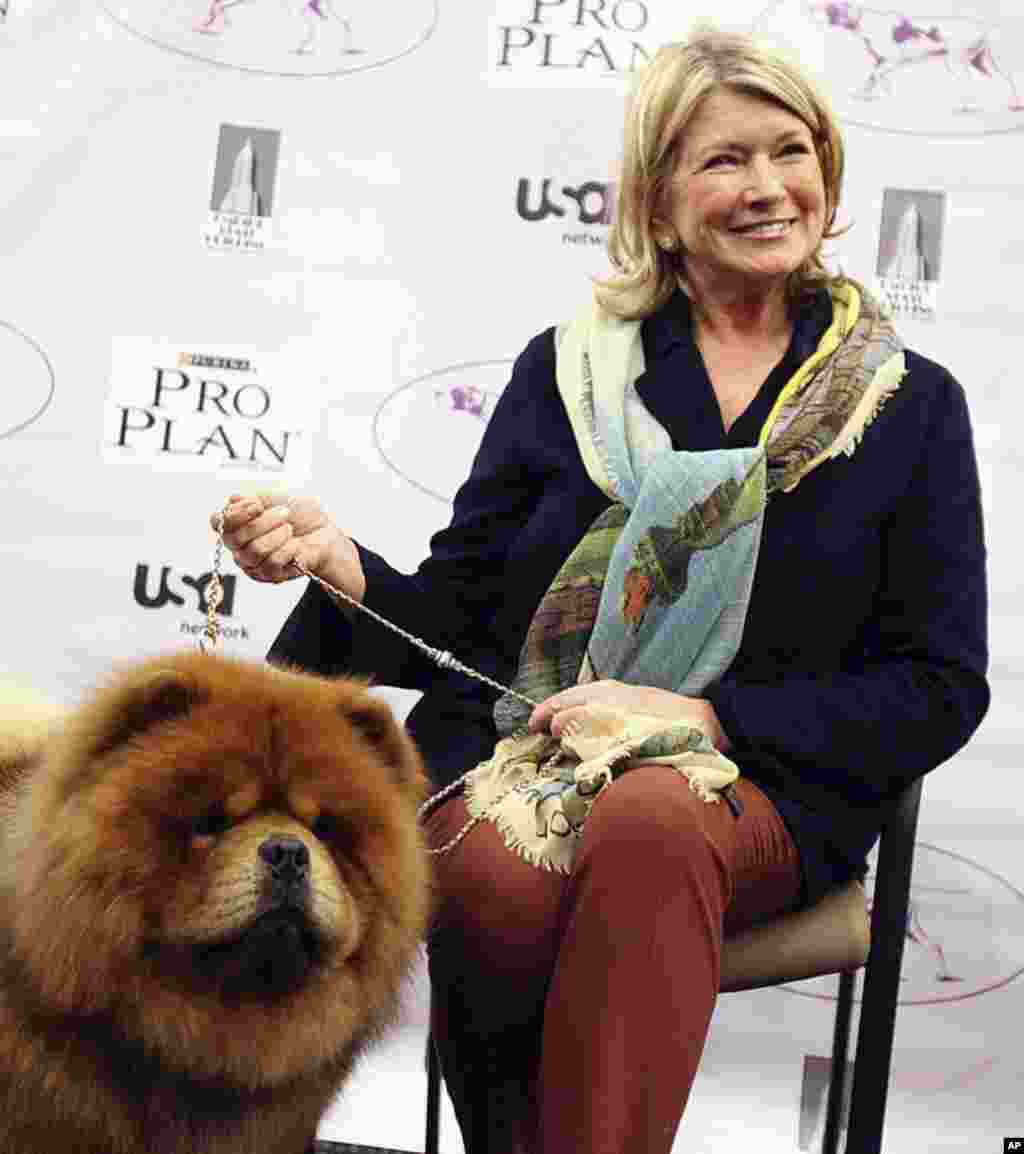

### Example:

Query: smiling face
xmin=665 ymin=85 xmax=827 ymax=301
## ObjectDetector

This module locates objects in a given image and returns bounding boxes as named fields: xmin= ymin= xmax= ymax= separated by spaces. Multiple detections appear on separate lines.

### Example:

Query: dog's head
xmin=7 ymin=651 xmax=430 ymax=1086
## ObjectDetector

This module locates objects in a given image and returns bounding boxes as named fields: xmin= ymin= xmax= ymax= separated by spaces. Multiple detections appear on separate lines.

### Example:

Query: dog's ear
xmin=344 ymin=695 xmax=426 ymax=794
xmin=93 ymin=670 xmax=202 ymax=756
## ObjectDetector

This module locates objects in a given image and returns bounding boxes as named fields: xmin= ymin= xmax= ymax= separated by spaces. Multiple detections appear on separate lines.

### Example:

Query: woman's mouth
xmin=730 ymin=220 xmax=794 ymax=238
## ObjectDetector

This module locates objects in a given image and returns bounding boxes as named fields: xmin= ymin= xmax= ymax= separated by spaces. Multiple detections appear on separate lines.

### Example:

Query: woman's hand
xmin=528 ymin=679 xmax=731 ymax=751
xmin=210 ymin=492 xmax=366 ymax=602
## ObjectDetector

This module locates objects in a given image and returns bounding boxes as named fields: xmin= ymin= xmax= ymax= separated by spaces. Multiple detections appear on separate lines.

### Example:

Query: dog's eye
xmin=191 ymin=806 xmax=230 ymax=839
xmin=312 ymin=812 xmax=340 ymax=843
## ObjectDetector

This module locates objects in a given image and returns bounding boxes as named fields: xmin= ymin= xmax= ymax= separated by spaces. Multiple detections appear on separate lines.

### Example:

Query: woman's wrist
xmin=317 ymin=537 xmax=367 ymax=607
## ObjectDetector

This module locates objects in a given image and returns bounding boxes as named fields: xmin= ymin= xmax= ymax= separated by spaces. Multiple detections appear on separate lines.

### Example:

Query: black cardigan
xmin=269 ymin=289 xmax=990 ymax=909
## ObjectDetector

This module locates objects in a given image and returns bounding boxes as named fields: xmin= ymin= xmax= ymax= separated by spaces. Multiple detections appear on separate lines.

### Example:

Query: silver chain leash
xmin=292 ymin=562 xmax=539 ymax=710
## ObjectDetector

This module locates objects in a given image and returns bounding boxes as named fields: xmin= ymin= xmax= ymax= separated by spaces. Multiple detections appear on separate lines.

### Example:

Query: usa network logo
xmin=133 ymin=563 xmax=250 ymax=642
xmin=516 ymin=176 xmax=616 ymax=248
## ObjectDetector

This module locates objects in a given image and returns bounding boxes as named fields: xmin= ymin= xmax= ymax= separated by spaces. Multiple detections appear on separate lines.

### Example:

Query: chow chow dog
xmin=0 ymin=651 xmax=429 ymax=1154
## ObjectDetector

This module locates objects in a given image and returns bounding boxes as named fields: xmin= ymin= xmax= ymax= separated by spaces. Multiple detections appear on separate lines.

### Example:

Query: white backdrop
xmin=2 ymin=0 xmax=1022 ymax=830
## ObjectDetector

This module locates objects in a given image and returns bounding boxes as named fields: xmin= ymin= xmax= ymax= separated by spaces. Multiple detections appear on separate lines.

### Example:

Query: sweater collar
xmin=643 ymin=287 xmax=833 ymax=364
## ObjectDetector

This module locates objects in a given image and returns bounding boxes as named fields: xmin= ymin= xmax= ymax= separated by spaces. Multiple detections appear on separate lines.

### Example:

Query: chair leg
xmin=844 ymin=787 xmax=921 ymax=1153
xmin=425 ymin=1031 xmax=442 ymax=1154
xmin=821 ymin=969 xmax=858 ymax=1154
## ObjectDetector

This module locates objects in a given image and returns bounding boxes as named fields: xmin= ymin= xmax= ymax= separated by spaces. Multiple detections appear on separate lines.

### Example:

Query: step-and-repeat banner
xmin=2 ymin=0 xmax=1021 ymax=758
xmin=4 ymin=0 xmax=1024 ymax=1121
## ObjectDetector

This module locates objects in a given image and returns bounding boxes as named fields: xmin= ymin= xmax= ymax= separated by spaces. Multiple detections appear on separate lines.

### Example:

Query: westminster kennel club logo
xmin=0 ymin=321 xmax=55 ymax=439
xmin=373 ymin=360 xmax=511 ymax=503
xmin=100 ymin=0 xmax=437 ymax=77
xmin=757 ymin=0 xmax=1024 ymax=133
xmin=203 ymin=124 xmax=281 ymax=253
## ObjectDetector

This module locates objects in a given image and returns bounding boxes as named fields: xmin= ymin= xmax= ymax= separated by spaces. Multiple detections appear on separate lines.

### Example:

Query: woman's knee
xmin=580 ymin=765 xmax=731 ymax=883
xmin=426 ymin=798 xmax=565 ymax=970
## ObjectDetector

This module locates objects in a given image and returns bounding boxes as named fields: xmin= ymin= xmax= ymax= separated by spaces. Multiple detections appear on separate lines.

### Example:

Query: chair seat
xmin=720 ymin=880 xmax=870 ymax=993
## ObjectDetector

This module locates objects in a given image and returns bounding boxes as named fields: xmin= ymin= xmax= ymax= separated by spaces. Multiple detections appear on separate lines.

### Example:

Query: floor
xmin=313 ymin=819 xmax=1024 ymax=1153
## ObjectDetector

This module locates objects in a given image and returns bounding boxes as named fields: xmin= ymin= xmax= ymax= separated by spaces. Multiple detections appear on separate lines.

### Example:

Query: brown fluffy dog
xmin=0 ymin=651 xmax=429 ymax=1154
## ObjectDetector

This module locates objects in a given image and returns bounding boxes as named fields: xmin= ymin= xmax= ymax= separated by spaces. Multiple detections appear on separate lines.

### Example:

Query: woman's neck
xmin=688 ymin=278 xmax=791 ymax=349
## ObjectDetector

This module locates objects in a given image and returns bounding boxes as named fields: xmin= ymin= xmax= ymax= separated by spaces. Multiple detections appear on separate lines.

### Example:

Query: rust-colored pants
xmin=423 ymin=767 xmax=802 ymax=1154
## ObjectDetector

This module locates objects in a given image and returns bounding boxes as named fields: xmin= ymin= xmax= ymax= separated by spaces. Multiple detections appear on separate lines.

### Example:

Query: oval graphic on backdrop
xmin=756 ymin=1 xmax=1024 ymax=135
xmin=0 ymin=322 xmax=56 ymax=439
xmin=373 ymin=360 xmax=512 ymax=504
xmin=781 ymin=842 xmax=1024 ymax=1005
xmin=101 ymin=0 xmax=438 ymax=78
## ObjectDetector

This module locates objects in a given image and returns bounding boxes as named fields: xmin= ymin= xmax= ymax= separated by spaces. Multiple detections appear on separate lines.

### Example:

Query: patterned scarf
xmin=462 ymin=280 xmax=904 ymax=873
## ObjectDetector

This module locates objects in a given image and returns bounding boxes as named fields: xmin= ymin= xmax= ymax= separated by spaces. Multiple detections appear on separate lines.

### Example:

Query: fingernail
xmin=268 ymin=505 xmax=290 ymax=519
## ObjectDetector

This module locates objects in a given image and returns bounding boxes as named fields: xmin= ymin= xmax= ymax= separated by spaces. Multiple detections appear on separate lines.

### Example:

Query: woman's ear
xmin=651 ymin=216 xmax=680 ymax=252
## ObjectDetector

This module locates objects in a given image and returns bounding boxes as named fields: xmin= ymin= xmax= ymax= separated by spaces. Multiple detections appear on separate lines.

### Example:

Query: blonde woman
xmin=216 ymin=27 xmax=988 ymax=1154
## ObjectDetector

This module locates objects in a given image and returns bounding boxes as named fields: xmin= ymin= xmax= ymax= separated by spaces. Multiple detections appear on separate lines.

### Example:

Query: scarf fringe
xmin=834 ymin=353 xmax=907 ymax=460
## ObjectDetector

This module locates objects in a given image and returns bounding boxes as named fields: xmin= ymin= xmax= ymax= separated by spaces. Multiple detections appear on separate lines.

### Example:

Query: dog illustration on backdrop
xmin=195 ymin=0 xmax=363 ymax=56
xmin=0 ymin=651 xmax=429 ymax=1154
xmin=808 ymin=2 xmax=1023 ymax=111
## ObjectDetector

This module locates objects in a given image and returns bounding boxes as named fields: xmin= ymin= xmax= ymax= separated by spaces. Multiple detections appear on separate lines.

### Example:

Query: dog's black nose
xmin=258 ymin=836 xmax=310 ymax=881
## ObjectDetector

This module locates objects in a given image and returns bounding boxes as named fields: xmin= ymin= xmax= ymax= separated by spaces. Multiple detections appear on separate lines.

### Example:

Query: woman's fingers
xmin=211 ymin=492 xmax=284 ymax=533
xmin=527 ymin=681 xmax=722 ymax=742
xmin=229 ymin=504 xmax=292 ymax=549
xmin=546 ymin=704 xmax=592 ymax=739
xmin=240 ymin=534 xmax=304 ymax=583
xmin=209 ymin=492 xmax=352 ymax=592
xmin=528 ymin=681 xmax=621 ymax=732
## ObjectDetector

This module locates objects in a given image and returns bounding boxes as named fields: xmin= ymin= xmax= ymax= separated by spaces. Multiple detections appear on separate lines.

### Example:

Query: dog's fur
xmin=0 ymin=651 xmax=429 ymax=1154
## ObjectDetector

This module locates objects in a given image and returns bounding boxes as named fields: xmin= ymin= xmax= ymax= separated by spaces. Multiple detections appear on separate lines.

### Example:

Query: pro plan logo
xmin=101 ymin=0 xmax=437 ymax=78
xmin=373 ymin=361 xmax=511 ymax=503
xmin=103 ymin=339 xmax=316 ymax=481
xmin=516 ymin=175 xmax=616 ymax=248
xmin=489 ymin=0 xmax=688 ymax=87
xmin=0 ymin=321 xmax=55 ymax=439
xmin=133 ymin=563 xmax=251 ymax=643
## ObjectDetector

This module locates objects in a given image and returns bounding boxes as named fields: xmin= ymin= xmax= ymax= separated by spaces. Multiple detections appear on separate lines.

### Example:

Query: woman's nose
xmin=743 ymin=156 xmax=785 ymax=202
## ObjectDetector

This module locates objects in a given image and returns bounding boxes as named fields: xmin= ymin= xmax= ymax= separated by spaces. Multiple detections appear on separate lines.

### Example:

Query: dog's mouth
xmin=192 ymin=907 xmax=327 ymax=1000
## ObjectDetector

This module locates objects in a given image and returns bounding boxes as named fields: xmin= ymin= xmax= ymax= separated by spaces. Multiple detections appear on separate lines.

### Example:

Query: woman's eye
xmin=704 ymin=154 xmax=737 ymax=169
xmin=191 ymin=806 xmax=229 ymax=838
xmin=779 ymin=142 xmax=810 ymax=157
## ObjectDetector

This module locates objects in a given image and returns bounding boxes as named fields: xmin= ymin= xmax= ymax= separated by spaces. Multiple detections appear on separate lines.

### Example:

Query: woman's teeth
xmin=733 ymin=221 xmax=791 ymax=236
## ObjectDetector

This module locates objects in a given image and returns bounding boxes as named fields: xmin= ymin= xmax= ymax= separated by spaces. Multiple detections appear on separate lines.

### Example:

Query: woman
xmin=216 ymin=28 xmax=988 ymax=1153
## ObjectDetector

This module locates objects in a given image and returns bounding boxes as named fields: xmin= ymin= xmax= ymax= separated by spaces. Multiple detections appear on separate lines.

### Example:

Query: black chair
xmin=424 ymin=778 xmax=924 ymax=1154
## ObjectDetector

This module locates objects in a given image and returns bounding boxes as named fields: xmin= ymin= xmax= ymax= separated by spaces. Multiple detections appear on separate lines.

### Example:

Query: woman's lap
xmin=423 ymin=766 xmax=803 ymax=1152
xmin=424 ymin=767 xmax=802 ymax=956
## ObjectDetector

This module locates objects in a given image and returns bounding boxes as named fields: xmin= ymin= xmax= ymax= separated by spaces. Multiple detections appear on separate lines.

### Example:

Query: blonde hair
xmin=596 ymin=26 xmax=846 ymax=319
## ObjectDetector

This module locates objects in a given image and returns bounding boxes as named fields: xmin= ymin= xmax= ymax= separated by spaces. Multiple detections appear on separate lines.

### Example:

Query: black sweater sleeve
xmin=706 ymin=359 xmax=990 ymax=813
xmin=268 ymin=332 xmax=560 ymax=686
